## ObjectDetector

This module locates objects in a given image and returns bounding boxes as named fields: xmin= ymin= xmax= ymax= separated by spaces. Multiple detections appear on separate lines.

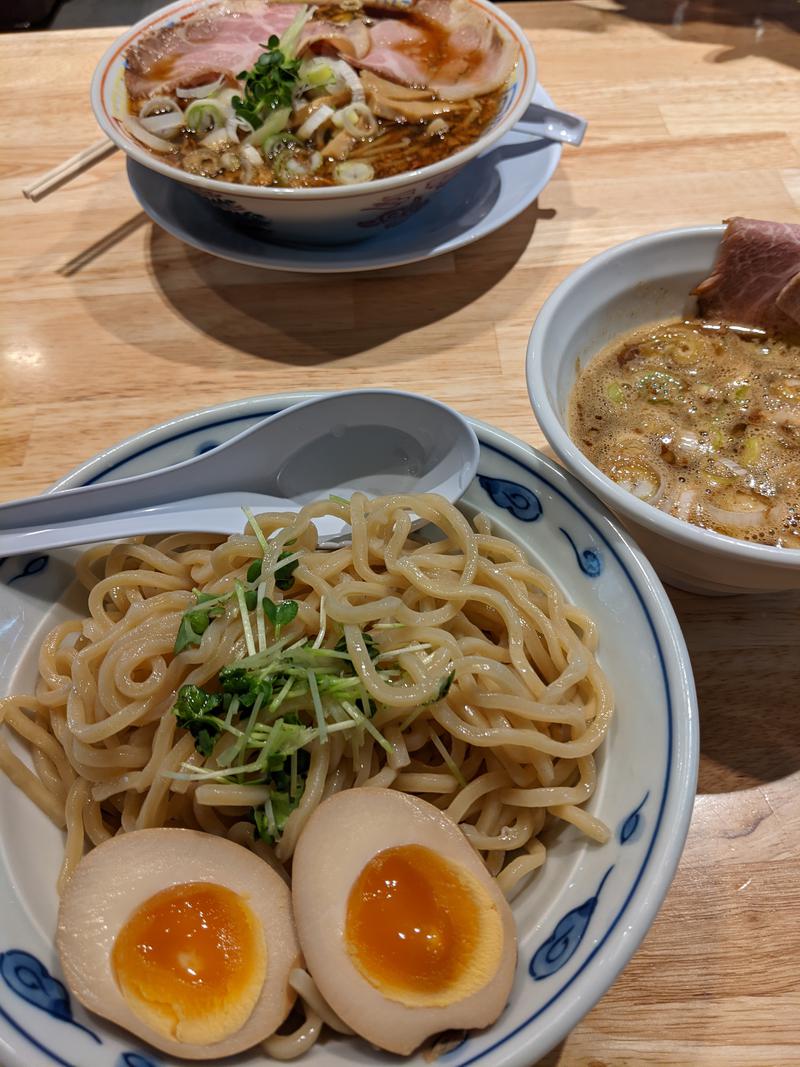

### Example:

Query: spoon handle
xmin=516 ymin=104 xmax=587 ymax=146
xmin=0 ymin=500 xmax=345 ymax=557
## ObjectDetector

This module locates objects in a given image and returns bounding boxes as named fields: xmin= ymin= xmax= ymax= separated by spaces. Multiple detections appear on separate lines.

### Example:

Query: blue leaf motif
xmin=529 ymin=866 xmax=614 ymax=980
xmin=8 ymin=555 xmax=49 ymax=585
xmin=619 ymin=791 xmax=650 ymax=845
xmin=119 ymin=1053 xmax=161 ymax=1067
xmin=478 ymin=476 xmax=542 ymax=522
xmin=0 ymin=950 xmax=101 ymax=1043
xmin=559 ymin=528 xmax=602 ymax=577
xmin=194 ymin=439 xmax=220 ymax=456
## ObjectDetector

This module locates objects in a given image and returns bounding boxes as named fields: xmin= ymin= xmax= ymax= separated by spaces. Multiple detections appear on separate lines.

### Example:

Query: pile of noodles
xmin=0 ymin=493 xmax=613 ymax=1057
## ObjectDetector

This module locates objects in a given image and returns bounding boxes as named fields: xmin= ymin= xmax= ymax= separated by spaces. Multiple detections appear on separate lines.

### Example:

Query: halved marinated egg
xmin=291 ymin=787 xmax=517 ymax=1055
xmin=56 ymin=828 xmax=300 ymax=1059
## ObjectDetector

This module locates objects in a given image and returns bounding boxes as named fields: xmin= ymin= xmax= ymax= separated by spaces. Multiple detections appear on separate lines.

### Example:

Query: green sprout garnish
xmin=274 ymin=551 xmax=299 ymax=591
xmin=168 ymin=560 xmax=454 ymax=844
xmin=173 ymin=685 xmax=224 ymax=757
xmin=263 ymin=596 xmax=299 ymax=638
xmin=232 ymin=34 xmax=302 ymax=130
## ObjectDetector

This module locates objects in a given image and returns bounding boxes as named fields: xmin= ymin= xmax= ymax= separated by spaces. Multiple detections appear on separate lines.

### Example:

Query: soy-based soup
xmin=568 ymin=319 xmax=800 ymax=546
xmin=121 ymin=0 xmax=518 ymax=188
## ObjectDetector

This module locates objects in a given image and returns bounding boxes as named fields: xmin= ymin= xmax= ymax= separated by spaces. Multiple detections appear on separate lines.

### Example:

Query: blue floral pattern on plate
xmin=618 ymin=792 xmax=650 ymax=846
xmin=117 ymin=1053 xmax=161 ymax=1067
xmin=478 ymin=475 xmax=542 ymax=522
xmin=7 ymin=555 xmax=50 ymax=585
xmin=559 ymin=528 xmax=602 ymax=577
xmin=0 ymin=950 xmax=99 ymax=1043
xmin=193 ymin=440 xmax=221 ymax=456
xmin=529 ymin=866 xmax=614 ymax=981
xmin=0 ymin=950 xmax=160 ymax=1067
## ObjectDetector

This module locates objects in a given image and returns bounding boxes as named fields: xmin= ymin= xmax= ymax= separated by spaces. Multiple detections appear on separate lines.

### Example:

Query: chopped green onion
xmin=279 ymin=5 xmax=312 ymax=60
xmin=184 ymin=98 xmax=226 ymax=133
xmin=245 ymin=106 xmax=292 ymax=147
xmin=741 ymin=435 xmax=763 ymax=466
xmin=333 ymin=160 xmax=374 ymax=185
xmin=637 ymin=371 xmax=681 ymax=404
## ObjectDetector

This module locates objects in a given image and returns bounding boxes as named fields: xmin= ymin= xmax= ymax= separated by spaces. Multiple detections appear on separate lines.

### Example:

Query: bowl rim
xmin=527 ymin=223 xmax=800 ymax=568
xmin=90 ymin=0 xmax=537 ymax=201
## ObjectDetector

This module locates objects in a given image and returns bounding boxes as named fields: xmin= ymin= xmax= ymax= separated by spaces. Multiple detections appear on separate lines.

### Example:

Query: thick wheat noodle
xmin=0 ymin=492 xmax=613 ymax=1058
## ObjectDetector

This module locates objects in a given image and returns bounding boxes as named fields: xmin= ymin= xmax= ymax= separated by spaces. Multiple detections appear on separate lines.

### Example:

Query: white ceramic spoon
xmin=0 ymin=390 xmax=479 ymax=556
xmin=518 ymin=103 xmax=587 ymax=147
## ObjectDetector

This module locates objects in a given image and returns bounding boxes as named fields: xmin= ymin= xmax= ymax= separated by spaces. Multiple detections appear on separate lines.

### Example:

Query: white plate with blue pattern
xmin=126 ymin=85 xmax=562 ymax=274
xmin=0 ymin=395 xmax=698 ymax=1067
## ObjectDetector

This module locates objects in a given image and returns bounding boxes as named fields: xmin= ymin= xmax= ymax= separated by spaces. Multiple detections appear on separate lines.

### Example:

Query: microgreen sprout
xmin=233 ymin=39 xmax=300 ymax=128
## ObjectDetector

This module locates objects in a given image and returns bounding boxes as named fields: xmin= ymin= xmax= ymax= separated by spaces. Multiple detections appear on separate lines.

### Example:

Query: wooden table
xmin=2 ymin=2 xmax=800 ymax=1064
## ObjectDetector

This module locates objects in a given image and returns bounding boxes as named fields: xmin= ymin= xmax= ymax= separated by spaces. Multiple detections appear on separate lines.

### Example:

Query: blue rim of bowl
xmin=46 ymin=394 xmax=697 ymax=1067
xmin=527 ymin=224 xmax=800 ymax=569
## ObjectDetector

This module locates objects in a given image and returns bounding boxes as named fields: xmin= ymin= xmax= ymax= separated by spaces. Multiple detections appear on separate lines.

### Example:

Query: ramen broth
xmin=121 ymin=0 xmax=514 ymax=188
xmin=568 ymin=319 xmax=800 ymax=546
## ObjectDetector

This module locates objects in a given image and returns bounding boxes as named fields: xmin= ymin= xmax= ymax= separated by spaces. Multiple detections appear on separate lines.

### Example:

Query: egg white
xmin=291 ymin=787 xmax=517 ymax=1055
xmin=56 ymin=827 xmax=301 ymax=1060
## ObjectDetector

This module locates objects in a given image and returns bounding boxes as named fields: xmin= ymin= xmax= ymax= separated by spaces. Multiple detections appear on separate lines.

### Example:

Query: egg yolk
xmin=111 ymin=881 xmax=266 ymax=1045
xmin=344 ymin=844 xmax=503 ymax=1008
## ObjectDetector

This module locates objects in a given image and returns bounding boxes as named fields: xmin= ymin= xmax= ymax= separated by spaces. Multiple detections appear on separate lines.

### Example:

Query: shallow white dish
xmin=0 ymin=394 xmax=698 ymax=1067
xmin=526 ymin=224 xmax=800 ymax=595
xmin=126 ymin=85 xmax=561 ymax=273
xmin=92 ymin=0 xmax=536 ymax=243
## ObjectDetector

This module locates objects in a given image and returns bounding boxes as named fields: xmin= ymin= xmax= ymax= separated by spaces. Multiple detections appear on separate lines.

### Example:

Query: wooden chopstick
xmin=22 ymin=139 xmax=118 ymax=202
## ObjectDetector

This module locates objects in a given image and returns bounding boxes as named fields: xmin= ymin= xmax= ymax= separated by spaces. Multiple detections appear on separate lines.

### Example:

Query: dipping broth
xmin=568 ymin=319 xmax=800 ymax=546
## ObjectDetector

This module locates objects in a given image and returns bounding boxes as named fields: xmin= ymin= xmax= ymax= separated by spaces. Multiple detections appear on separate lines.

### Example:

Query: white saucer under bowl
xmin=127 ymin=85 xmax=563 ymax=273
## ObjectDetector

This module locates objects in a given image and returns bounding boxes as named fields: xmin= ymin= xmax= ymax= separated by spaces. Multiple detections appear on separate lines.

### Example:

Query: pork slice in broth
xmin=125 ymin=0 xmax=367 ymax=100
xmin=694 ymin=217 xmax=800 ymax=332
xmin=125 ymin=1 xmax=302 ymax=99
xmin=353 ymin=0 xmax=518 ymax=101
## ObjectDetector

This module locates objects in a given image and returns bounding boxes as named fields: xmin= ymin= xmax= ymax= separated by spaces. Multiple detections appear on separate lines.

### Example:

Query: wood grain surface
xmin=1 ymin=2 xmax=800 ymax=1064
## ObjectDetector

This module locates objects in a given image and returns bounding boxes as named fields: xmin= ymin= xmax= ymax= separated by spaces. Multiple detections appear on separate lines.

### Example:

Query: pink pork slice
xmin=693 ymin=217 xmax=800 ymax=332
xmin=352 ymin=0 xmax=519 ymax=102
xmin=125 ymin=1 xmax=368 ymax=100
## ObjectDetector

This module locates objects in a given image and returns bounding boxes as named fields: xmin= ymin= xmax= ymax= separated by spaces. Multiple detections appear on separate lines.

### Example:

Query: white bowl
xmin=0 ymin=394 xmax=698 ymax=1067
xmin=91 ymin=0 xmax=536 ymax=244
xmin=526 ymin=224 xmax=800 ymax=595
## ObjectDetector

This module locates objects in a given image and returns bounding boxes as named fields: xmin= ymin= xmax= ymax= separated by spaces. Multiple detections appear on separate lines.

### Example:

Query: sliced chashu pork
xmin=354 ymin=0 xmax=518 ymax=102
xmin=693 ymin=217 xmax=800 ymax=332
xmin=125 ymin=0 xmax=369 ymax=101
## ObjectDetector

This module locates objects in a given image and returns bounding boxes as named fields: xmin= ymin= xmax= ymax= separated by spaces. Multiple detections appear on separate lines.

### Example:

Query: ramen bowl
xmin=90 ymin=0 xmax=536 ymax=244
xmin=527 ymin=224 xmax=800 ymax=595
